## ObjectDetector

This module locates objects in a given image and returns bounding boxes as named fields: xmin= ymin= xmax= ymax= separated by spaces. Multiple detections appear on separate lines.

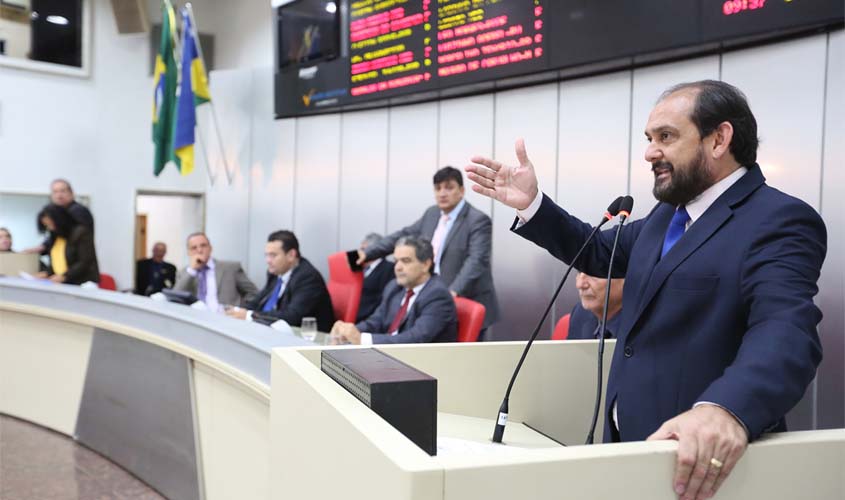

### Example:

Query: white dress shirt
xmin=434 ymin=198 xmax=466 ymax=274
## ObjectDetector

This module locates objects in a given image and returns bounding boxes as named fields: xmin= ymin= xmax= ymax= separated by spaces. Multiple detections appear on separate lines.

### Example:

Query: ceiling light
xmin=325 ymin=2 xmax=336 ymax=13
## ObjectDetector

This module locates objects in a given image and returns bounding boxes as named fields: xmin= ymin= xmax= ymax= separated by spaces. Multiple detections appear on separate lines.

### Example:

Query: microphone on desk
xmin=492 ymin=196 xmax=626 ymax=444
xmin=585 ymin=195 xmax=633 ymax=445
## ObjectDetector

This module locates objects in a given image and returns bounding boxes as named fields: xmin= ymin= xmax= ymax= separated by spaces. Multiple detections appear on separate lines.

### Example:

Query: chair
xmin=551 ymin=313 xmax=570 ymax=340
xmin=454 ymin=297 xmax=485 ymax=342
xmin=98 ymin=273 xmax=117 ymax=291
xmin=326 ymin=252 xmax=363 ymax=323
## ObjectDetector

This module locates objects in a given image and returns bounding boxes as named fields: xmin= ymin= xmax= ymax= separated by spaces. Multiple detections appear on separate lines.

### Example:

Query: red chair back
xmin=455 ymin=297 xmax=485 ymax=342
xmin=98 ymin=273 xmax=117 ymax=291
xmin=326 ymin=252 xmax=363 ymax=323
xmin=552 ymin=313 xmax=570 ymax=340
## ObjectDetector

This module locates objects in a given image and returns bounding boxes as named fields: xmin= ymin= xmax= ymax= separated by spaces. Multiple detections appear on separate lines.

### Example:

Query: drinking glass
xmin=301 ymin=317 xmax=318 ymax=341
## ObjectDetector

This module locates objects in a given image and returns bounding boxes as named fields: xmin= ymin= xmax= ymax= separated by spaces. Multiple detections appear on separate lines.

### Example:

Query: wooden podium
xmin=271 ymin=341 xmax=844 ymax=500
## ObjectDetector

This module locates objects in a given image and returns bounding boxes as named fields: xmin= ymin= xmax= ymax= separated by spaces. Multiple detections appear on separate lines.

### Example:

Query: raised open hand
xmin=465 ymin=138 xmax=539 ymax=210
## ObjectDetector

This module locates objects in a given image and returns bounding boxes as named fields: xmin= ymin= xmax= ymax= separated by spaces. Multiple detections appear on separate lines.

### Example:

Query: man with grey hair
xmin=332 ymin=235 xmax=457 ymax=344
xmin=356 ymin=232 xmax=395 ymax=321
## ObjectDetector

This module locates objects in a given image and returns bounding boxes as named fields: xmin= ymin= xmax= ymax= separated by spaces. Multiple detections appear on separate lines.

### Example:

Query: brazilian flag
xmin=152 ymin=0 xmax=177 ymax=176
xmin=173 ymin=8 xmax=211 ymax=176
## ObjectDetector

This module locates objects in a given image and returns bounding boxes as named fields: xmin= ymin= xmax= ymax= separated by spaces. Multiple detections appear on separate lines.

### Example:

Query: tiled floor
xmin=0 ymin=414 xmax=166 ymax=500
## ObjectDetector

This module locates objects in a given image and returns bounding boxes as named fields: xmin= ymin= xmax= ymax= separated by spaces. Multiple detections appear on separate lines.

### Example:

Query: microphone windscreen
xmin=606 ymin=196 xmax=624 ymax=216
xmin=620 ymin=196 xmax=634 ymax=215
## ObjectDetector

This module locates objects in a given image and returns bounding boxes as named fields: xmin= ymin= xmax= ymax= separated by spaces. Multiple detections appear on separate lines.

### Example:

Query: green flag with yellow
xmin=152 ymin=0 xmax=178 ymax=176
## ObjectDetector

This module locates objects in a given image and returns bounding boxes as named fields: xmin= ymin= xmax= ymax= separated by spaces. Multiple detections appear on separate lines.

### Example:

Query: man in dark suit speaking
xmin=466 ymin=80 xmax=826 ymax=500
xmin=358 ymin=166 xmax=499 ymax=332
xmin=333 ymin=236 xmax=457 ymax=345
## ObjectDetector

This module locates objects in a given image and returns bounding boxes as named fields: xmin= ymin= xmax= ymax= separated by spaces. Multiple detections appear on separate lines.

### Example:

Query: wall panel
xmin=491 ymin=83 xmax=560 ymax=340
xmin=628 ymin=56 xmax=720 ymax=218
xmin=247 ymin=67 xmax=296 ymax=285
xmin=438 ymin=94 xmax=496 ymax=216
xmin=203 ymin=69 xmax=254 ymax=267
xmin=338 ymin=109 xmax=390 ymax=250
xmin=722 ymin=34 xmax=827 ymax=209
xmin=818 ymin=30 xmax=845 ymax=430
xmin=386 ymin=102 xmax=440 ymax=232
xmin=293 ymin=114 xmax=342 ymax=277
xmin=553 ymin=72 xmax=633 ymax=329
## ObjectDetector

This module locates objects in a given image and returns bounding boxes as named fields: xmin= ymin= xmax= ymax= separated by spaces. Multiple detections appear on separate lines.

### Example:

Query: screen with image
xmin=277 ymin=0 xmax=340 ymax=69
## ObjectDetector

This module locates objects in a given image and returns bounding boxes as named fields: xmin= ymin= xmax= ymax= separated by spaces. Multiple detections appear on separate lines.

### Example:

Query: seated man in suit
xmin=333 ymin=236 xmax=457 ymax=344
xmin=135 ymin=242 xmax=177 ymax=296
xmin=226 ymin=230 xmax=335 ymax=331
xmin=173 ymin=232 xmax=258 ymax=310
xmin=357 ymin=166 xmax=499 ymax=333
xmin=566 ymin=272 xmax=625 ymax=340
xmin=356 ymin=232 xmax=395 ymax=322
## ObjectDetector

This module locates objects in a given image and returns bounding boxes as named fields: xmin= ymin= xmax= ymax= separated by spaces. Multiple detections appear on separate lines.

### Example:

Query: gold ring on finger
xmin=710 ymin=457 xmax=724 ymax=469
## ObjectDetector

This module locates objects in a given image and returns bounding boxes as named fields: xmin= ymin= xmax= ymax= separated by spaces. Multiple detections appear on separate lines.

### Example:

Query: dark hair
xmin=660 ymin=80 xmax=759 ymax=166
xmin=268 ymin=230 xmax=300 ymax=256
xmin=433 ymin=166 xmax=463 ymax=187
xmin=51 ymin=178 xmax=74 ymax=193
xmin=186 ymin=232 xmax=210 ymax=246
xmin=396 ymin=235 xmax=434 ymax=272
xmin=37 ymin=204 xmax=76 ymax=237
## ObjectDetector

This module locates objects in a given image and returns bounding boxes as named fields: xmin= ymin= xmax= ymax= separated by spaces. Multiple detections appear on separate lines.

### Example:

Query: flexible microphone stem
xmin=492 ymin=197 xmax=623 ymax=443
xmin=585 ymin=198 xmax=632 ymax=444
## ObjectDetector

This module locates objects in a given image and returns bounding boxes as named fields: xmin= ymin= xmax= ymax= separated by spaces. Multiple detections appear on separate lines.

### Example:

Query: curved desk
xmin=0 ymin=277 xmax=307 ymax=500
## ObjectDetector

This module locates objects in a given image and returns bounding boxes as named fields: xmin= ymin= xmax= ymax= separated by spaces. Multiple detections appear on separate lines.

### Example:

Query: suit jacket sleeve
xmin=696 ymin=201 xmax=825 ymax=440
xmin=134 ymin=261 xmax=145 ymax=294
xmin=63 ymin=226 xmax=97 ymax=284
xmin=369 ymin=286 xmax=456 ymax=344
xmin=364 ymin=213 xmax=427 ymax=261
xmin=234 ymin=264 xmax=258 ymax=303
xmin=355 ymin=284 xmax=395 ymax=333
xmin=251 ymin=268 xmax=325 ymax=326
xmin=512 ymin=193 xmax=645 ymax=279
xmin=173 ymin=268 xmax=196 ymax=293
xmin=448 ymin=211 xmax=492 ymax=295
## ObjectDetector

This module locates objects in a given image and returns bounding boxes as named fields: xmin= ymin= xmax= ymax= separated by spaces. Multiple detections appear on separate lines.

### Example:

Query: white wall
xmin=0 ymin=194 xmax=49 ymax=251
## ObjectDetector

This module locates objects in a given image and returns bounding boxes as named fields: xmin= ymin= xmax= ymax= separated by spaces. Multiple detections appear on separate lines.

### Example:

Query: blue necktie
xmin=262 ymin=277 xmax=284 ymax=312
xmin=661 ymin=206 xmax=690 ymax=258
xmin=197 ymin=266 xmax=209 ymax=302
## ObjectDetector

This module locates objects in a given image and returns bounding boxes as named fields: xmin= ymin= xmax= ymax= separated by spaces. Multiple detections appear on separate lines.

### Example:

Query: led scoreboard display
xmin=346 ymin=0 xmax=545 ymax=101
xmin=274 ymin=0 xmax=843 ymax=118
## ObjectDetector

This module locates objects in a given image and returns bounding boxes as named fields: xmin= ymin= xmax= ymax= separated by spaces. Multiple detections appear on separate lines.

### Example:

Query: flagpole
xmin=185 ymin=3 xmax=234 ymax=186
xmin=195 ymin=116 xmax=216 ymax=185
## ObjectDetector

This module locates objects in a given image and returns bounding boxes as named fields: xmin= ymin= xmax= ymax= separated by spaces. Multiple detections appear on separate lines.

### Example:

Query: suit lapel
xmin=626 ymin=165 xmax=765 ymax=336
xmin=214 ymin=260 xmax=224 ymax=289
xmin=630 ymin=203 xmax=733 ymax=334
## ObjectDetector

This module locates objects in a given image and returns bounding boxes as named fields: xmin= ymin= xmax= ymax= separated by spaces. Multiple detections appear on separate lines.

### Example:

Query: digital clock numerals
xmin=723 ymin=0 xmax=767 ymax=16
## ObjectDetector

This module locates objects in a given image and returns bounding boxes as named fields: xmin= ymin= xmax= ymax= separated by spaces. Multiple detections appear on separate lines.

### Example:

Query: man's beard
xmin=652 ymin=147 xmax=714 ymax=206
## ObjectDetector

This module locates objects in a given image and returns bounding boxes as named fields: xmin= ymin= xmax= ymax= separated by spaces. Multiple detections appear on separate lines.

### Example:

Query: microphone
xmin=585 ymin=195 xmax=633 ymax=445
xmin=492 ymin=196 xmax=625 ymax=444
